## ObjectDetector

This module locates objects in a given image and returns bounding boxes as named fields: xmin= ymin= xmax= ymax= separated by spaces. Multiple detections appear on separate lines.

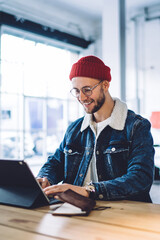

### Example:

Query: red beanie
xmin=69 ymin=55 xmax=111 ymax=82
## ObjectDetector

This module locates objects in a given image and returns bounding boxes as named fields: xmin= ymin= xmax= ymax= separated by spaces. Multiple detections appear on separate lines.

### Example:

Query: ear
xmin=103 ymin=80 xmax=110 ymax=90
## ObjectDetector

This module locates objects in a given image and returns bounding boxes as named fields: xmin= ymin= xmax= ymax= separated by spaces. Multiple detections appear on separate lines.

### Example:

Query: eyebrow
xmin=73 ymin=85 xmax=92 ymax=89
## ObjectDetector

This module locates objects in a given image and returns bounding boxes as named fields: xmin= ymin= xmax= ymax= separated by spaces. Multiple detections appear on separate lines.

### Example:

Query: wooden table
xmin=0 ymin=200 xmax=160 ymax=240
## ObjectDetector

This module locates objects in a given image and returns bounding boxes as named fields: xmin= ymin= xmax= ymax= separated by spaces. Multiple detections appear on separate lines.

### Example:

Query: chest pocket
xmin=64 ymin=145 xmax=84 ymax=156
xmin=102 ymin=141 xmax=130 ymax=178
xmin=63 ymin=145 xmax=84 ymax=182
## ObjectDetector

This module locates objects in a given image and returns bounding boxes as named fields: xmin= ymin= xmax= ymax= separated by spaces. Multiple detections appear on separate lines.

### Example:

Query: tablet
xmin=0 ymin=159 xmax=61 ymax=208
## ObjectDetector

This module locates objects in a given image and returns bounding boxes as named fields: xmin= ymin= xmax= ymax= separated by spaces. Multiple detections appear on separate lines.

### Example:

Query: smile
xmin=83 ymin=100 xmax=94 ymax=106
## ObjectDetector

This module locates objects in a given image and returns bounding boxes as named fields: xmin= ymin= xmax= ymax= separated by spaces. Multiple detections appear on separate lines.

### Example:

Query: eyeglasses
xmin=70 ymin=80 xmax=104 ymax=98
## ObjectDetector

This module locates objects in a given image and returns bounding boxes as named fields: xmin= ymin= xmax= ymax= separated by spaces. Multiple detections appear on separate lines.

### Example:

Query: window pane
xmin=0 ymin=131 xmax=23 ymax=159
xmin=0 ymin=94 xmax=23 ymax=131
xmin=47 ymin=99 xmax=65 ymax=154
xmin=68 ymin=99 xmax=84 ymax=124
xmin=24 ymin=131 xmax=45 ymax=176
xmin=24 ymin=97 xmax=44 ymax=131
xmin=1 ymin=34 xmax=24 ymax=62
xmin=23 ymin=43 xmax=47 ymax=97
xmin=24 ymin=131 xmax=45 ymax=158
xmin=46 ymin=47 xmax=72 ymax=99
xmin=1 ymin=61 xmax=23 ymax=94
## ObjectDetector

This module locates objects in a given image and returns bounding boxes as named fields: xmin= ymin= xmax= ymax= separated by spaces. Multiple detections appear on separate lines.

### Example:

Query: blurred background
xmin=0 ymin=0 xmax=160 ymax=194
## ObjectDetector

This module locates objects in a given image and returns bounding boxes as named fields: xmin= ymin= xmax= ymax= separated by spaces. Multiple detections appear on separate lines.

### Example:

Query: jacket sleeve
xmin=93 ymin=118 xmax=155 ymax=202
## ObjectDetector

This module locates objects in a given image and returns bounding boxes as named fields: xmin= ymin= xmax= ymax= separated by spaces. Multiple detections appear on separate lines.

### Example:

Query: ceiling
xmin=0 ymin=0 xmax=160 ymax=44
xmin=1 ymin=0 xmax=160 ymax=21
xmin=40 ymin=0 xmax=160 ymax=19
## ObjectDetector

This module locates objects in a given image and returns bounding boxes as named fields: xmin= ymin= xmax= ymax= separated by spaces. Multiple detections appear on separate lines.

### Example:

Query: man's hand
xmin=43 ymin=183 xmax=89 ymax=198
xmin=37 ymin=177 xmax=51 ymax=189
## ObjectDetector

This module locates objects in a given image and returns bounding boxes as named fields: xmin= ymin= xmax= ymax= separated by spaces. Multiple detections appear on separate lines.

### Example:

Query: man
xmin=37 ymin=55 xmax=154 ymax=202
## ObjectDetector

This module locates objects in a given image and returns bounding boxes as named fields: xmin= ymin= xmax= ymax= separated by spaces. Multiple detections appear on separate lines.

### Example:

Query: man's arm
xmin=93 ymin=118 xmax=155 ymax=201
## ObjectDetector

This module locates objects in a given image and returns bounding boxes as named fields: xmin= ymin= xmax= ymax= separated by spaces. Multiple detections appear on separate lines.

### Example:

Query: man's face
xmin=71 ymin=77 xmax=106 ymax=114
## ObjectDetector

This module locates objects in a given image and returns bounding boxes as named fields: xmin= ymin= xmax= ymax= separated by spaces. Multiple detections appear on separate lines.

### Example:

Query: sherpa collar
xmin=80 ymin=98 xmax=128 ymax=132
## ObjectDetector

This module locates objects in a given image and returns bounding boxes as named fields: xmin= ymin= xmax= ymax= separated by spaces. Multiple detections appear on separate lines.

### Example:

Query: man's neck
xmin=93 ymin=96 xmax=115 ymax=123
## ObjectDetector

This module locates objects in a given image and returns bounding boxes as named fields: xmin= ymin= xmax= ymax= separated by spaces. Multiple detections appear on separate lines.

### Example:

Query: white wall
xmin=102 ymin=0 xmax=121 ymax=98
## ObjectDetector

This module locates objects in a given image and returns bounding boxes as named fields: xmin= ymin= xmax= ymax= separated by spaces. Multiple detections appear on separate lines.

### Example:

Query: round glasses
xmin=70 ymin=80 xmax=104 ymax=98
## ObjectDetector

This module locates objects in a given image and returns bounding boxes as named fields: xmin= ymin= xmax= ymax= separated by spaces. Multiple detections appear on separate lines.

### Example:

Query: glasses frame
xmin=70 ymin=80 xmax=104 ymax=98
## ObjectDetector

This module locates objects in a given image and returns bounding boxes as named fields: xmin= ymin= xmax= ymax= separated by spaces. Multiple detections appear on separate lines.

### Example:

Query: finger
xmin=41 ymin=178 xmax=49 ymax=189
xmin=36 ymin=177 xmax=42 ymax=183
xmin=44 ymin=185 xmax=62 ymax=195
xmin=44 ymin=187 xmax=57 ymax=195
xmin=37 ymin=178 xmax=45 ymax=187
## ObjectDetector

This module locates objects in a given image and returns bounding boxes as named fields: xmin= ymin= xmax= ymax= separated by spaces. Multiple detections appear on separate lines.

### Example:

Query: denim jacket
xmin=38 ymin=98 xmax=155 ymax=202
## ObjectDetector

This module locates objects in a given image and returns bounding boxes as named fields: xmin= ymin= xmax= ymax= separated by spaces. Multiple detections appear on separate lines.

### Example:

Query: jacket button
xmin=99 ymin=194 xmax=104 ymax=199
xmin=96 ymin=150 xmax=99 ymax=155
xmin=79 ymin=173 xmax=83 ymax=177
xmin=99 ymin=175 xmax=102 ymax=179
xmin=111 ymin=147 xmax=116 ymax=152
xmin=68 ymin=149 xmax=72 ymax=153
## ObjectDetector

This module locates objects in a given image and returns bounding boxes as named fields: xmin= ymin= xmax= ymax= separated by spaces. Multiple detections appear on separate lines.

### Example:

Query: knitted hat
xmin=69 ymin=55 xmax=111 ymax=81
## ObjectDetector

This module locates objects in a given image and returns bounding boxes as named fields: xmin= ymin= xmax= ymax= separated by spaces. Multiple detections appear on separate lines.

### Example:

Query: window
xmin=126 ymin=16 xmax=160 ymax=172
xmin=0 ymin=26 xmax=83 ymax=175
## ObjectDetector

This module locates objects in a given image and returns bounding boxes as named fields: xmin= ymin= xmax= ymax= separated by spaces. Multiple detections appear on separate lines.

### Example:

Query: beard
xmin=82 ymin=88 xmax=105 ymax=114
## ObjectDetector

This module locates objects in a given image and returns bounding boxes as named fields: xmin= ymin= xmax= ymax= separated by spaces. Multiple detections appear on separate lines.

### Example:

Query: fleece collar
xmin=80 ymin=98 xmax=128 ymax=132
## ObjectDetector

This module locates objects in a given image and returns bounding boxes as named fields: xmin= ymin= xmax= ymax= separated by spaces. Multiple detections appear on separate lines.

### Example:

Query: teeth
xmin=84 ymin=102 xmax=92 ymax=105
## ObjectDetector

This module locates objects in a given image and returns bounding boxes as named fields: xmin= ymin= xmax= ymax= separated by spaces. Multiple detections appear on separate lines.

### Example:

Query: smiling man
xmin=37 ymin=55 xmax=154 ymax=202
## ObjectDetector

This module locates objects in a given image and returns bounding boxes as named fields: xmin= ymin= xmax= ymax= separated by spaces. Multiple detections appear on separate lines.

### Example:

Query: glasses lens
xmin=82 ymin=87 xmax=92 ymax=96
xmin=70 ymin=87 xmax=92 ymax=97
xmin=70 ymin=88 xmax=79 ymax=97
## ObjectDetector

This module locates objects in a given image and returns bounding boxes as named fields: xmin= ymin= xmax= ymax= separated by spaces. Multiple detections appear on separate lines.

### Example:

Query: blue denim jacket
xmin=38 ymin=99 xmax=154 ymax=202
